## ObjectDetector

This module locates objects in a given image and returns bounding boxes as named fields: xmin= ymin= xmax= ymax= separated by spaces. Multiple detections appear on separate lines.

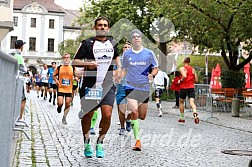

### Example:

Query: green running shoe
xmin=84 ymin=143 xmax=93 ymax=158
xmin=96 ymin=143 xmax=104 ymax=158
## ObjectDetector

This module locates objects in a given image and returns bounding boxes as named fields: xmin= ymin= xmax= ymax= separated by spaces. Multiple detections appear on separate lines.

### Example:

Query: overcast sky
xmin=54 ymin=0 xmax=84 ymax=10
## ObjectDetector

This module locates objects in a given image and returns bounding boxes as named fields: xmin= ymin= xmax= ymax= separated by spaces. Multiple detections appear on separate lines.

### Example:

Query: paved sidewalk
xmin=163 ymin=101 xmax=252 ymax=134
xmin=11 ymin=91 xmax=252 ymax=167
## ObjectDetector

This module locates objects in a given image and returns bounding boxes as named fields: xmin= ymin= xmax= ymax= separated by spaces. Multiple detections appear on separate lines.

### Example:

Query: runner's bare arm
xmin=148 ymin=67 xmax=158 ymax=80
xmin=72 ymin=59 xmax=98 ymax=69
xmin=193 ymin=69 xmax=198 ymax=83
xmin=52 ymin=67 xmax=59 ymax=85
xmin=179 ymin=67 xmax=187 ymax=80
xmin=53 ymin=74 xmax=59 ymax=86
xmin=151 ymin=67 xmax=158 ymax=76
xmin=122 ymin=69 xmax=127 ymax=79
xmin=114 ymin=56 xmax=122 ymax=82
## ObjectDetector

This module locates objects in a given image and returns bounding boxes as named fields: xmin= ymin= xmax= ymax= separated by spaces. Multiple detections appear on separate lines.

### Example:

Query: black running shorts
xmin=80 ymin=86 xmax=116 ymax=112
xmin=179 ymin=88 xmax=195 ymax=99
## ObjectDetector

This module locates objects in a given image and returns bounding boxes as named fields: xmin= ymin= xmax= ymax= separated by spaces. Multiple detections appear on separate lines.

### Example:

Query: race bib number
xmin=62 ymin=79 xmax=70 ymax=86
xmin=85 ymin=87 xmax=103 ymax=100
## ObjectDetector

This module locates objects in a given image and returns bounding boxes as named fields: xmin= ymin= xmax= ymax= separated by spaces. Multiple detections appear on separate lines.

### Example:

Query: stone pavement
xmin=11 ymin=91 xmax=252 ymax=167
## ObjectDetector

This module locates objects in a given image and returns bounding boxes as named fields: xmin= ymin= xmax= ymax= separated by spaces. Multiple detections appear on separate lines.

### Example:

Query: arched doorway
xmin=28 ymin=65 xmax=37 ymax=76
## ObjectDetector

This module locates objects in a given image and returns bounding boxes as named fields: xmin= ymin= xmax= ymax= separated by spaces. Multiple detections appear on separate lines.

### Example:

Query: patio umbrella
xmin=214 ymin=63 xmax=222 ymax=89
xmin=244 ymin=63 xmax=251 ymax=88
xmin=210 ymin=68 xmax=216 ymax=88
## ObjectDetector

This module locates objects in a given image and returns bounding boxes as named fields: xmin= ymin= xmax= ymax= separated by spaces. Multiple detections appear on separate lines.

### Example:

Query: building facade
xmin=0 ymin=0 xmax=14 ymax=41
xmin=1 ymin=0 xmax=81 ymax=74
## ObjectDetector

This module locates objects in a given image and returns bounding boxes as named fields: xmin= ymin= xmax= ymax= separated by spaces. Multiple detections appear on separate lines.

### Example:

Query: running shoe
xmin=126 ymin=120 xmax=131 ymax=132
xmin=49 ymin=97 xmax=52 ymax=103
xmin=158 ymin=110 xmax=163 ymax=117
xmin=18 ymin=118 xmax=25 ymax=122
xmin=53 ymin=100 xmax=55 ymax=105
xmin=119 ymin=128 xmax=125 ymax=135
xmin=90 ymin=128 xmax=96 ymax=135
xmin=133 ymin=140 xmax=141 ymax=151
xmin=57 ymin=106 xmax=62 ymax=113
xmin=96 ymin=144 xmax=104 ymax=158
xmin=62 ymin=117 xmax=67 ymax=124
xmin=178 ymin=118 xmax=185 ymax=123
xmin=193 ymin=112 xmax=199 ymax=124
xmin=84 ymin=143 xmax=93 ymax=158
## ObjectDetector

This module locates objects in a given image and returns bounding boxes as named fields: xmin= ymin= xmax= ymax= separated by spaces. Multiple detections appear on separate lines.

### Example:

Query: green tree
xmin=76 ymin=0 xmax=155 ymax=40
xmin=75 ymin=0 xmax=174 ymax=70
xmin=58 ymin=38 xmax=83 ymax=58
xmin=150 ymin=0 xmax=252 ymax=71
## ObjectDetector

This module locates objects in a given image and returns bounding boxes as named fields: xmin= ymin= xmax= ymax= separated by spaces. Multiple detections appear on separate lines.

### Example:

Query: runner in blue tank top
xmin=47 ymin=62 xmax=57 ymax=105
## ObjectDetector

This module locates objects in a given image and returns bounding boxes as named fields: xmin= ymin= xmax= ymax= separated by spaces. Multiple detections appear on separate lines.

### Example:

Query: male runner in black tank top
xmin=73 ymin=17 xmax=122 ymax=158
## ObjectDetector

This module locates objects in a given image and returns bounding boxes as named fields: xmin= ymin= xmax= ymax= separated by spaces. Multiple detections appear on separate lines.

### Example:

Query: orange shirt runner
xmin=53 ymin=65 xmax=74 ymax=93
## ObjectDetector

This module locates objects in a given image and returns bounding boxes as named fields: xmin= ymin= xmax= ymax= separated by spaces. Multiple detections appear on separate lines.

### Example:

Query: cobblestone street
xmin=12 ymin=91 xmax=252 ymax=167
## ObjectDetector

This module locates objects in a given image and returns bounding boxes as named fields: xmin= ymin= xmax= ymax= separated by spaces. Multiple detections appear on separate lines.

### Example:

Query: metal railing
xmin=194 ymin=84 xmax=218 ymax=121
xmin=0 ymin=51 xmax=18 ymax=167
xmin=13 ymin=77 xmax=30 ymax=139
xmin=195 ymin=84 xmax=211 ymax=110
xmin=0 ymin=50 xmax=30 ymax=167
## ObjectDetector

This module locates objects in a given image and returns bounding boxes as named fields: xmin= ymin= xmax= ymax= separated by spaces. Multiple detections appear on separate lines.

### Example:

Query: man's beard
xmin=96 ymin=30 xmax=108 ymax=37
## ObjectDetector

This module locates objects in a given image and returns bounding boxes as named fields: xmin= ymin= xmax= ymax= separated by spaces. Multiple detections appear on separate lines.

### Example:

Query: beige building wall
xmin=0 ymin=0 xmax=13 ymax=21
xmin=0 ymin=0 xmax=13 ymax=41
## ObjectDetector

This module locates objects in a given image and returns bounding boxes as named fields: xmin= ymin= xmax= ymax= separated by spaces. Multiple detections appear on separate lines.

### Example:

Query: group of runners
xmin=72 ymin=17 xmax=200 ymax=158
xmin=16 ymin=16 xmax=200 ymax=159
xmin=30 ymin=56 xmax=78 ymax=124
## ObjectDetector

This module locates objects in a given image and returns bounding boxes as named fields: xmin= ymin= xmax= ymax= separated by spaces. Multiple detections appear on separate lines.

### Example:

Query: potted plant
xmin=221 ymin=70 xmax=245 ymax=116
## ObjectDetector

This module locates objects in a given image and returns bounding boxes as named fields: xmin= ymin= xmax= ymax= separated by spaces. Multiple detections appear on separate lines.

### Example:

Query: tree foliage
xmin=150 ymin=0 xmax=252 ymax=71
xmin=75 ymin=0 xmax=172 ymax=70
xmin=72 ymin=0 xmax=252 ymax=71
xmin=76 ymin=0 xmax=156 ymax=40
xmin=58 ymin=37 xmax=83 ymax=58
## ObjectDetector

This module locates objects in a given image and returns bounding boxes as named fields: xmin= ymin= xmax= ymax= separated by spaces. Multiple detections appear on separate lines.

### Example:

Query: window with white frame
xmin=48 ymin=38 xmax=54 ymax=52
xmin=29 ymin=37 xmax=36 ymax=51
xmin=10 ymin=36 xmax=17 ymax=49
xmin=31 ymin=18 xmax=36 ymax=27
xmin=49 ymin=19 xmax=54 ymax=29
xmin=13 ymin=17 xmax=18 ymax=26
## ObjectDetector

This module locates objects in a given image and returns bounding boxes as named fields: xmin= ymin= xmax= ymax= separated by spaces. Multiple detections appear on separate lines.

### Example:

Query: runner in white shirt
xmin=73 ymin=17 xmax=122 ymax=158
xmin=40 ymin=64 xmax=49 ymax=100
xmin=153 ymin=70 xmax=169 ymax=117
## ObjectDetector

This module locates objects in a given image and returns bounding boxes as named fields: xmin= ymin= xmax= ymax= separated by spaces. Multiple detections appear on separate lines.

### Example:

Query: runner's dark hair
xmin=95 ymin=16 xmax=110 ymax=27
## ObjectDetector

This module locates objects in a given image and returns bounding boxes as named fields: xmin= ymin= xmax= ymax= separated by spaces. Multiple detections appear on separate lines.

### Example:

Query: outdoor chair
xmin=241 ymin=90 xmax=252 ymax=112
xmin=219 ymin=88 xmax=236 ymax=112
xmin=211 ymin=88 xmax=225 ymax=111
